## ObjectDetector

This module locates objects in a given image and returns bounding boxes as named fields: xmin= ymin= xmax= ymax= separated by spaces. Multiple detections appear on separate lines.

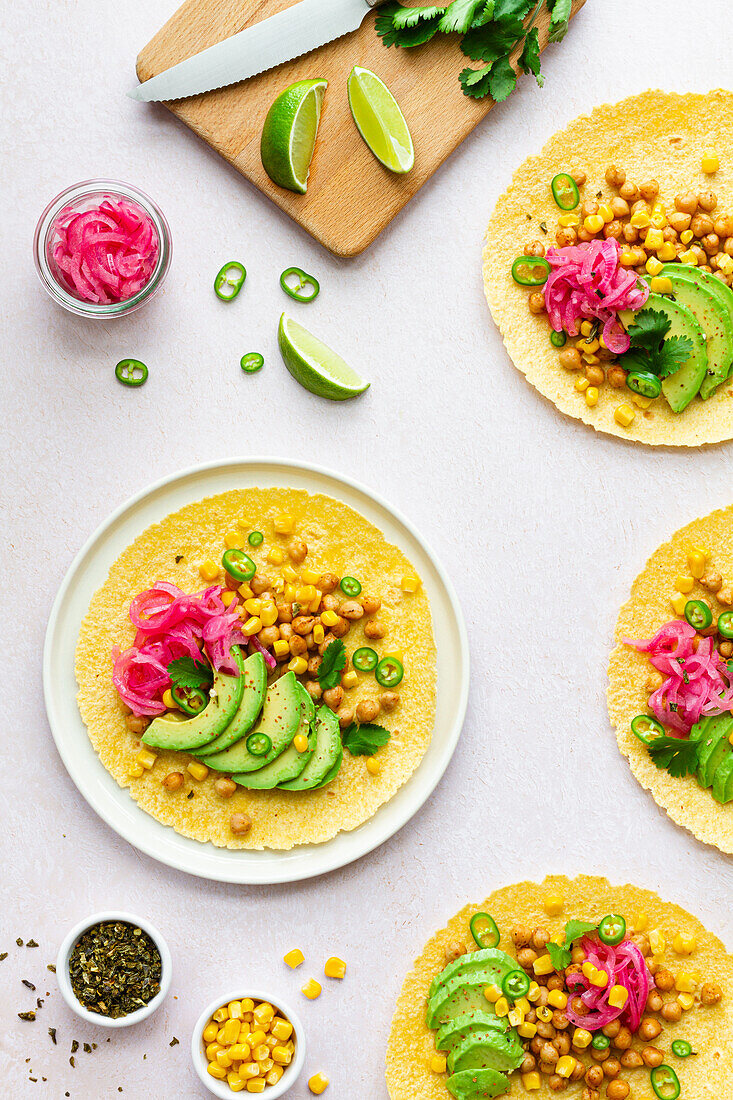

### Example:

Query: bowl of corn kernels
xmin=192 ymin=991 xmax=306 ymax=1097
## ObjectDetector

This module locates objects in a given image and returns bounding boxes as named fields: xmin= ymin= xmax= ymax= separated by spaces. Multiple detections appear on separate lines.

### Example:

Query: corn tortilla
xmin=387 ymin=874 xmax=733 ymax=1099
xmin=483 ymin=89 xmax=733 ymax=446
xmin=75 ymin=488 xmax=436 ymax=850
xmin=608 ymin=504 xmax=733 ymax=855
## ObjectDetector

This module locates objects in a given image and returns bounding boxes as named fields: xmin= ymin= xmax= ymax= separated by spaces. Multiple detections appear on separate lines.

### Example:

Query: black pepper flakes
xmin=47 ymin=963 xmax=56 ymax=973
xmin=22 ymin=980 xmax=36 ymax=991
xmin=0 ymin=952 xmax=7 ymax=961
xmin=27 ymin=940 xmax=39 ymax=948
xmin=169 ymin=1037 xmax=179 ymax=1047
xmin=49 ymin=1028 xmax=57 ymax=1044
xmin=16 ymin=938 xmax=24 ymax=946
xmin=18 ymin=1011 xmax=36 ymax=1021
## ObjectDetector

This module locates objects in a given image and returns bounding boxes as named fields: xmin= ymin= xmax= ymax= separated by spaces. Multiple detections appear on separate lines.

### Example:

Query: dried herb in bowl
xmin=68 ymin=921 xmax=161 ymax=1018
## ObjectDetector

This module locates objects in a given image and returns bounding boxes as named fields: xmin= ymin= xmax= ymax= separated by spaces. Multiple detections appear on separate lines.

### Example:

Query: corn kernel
xmin=308 ymin=1073 xmax=330 ymax=1094
xmin=203 ymin=1022 xmax=219 ymax=1044
xmin=517 ymin=1021 xmax=537 ymax=1039
xmin=633 ymin=912 xmax=649 ymax=933
xmin=585 ymin=386 xmax=599 ymax=407
xmin=614 ymin=403 xmax=635 ymax=427
xmin=128 ymin=764 xmax=145 ymax=779
xmin=136 ymin=748 xmax=157 ymax=770
xmin=270 ymin=1045 xmax=291 ymax=1066
xmin=221 ymin=590 xmax=238 ymax=609
xmin=223 ymin=1018 xmax=241 ymax=1045
xmin=246 ymin=1081 xmax=266 ymax=1094
xmin=271 ymin=1019 xmax=293 ymax=1041
xmin=288 ymin=656 xmax=308 ymax=675
xmin=598 ymin=203 xmax=613 ymax=224
xmin=526 ymin=982 xmax=541 ymax=1003
xmin=217 ymin=1049 xmax=233 ymax=1068
xmin=679 ymin=248 xmax=699 ymax=265
xmin=577 ymin=337 xmax=600 ymax=354
xmin=274 ymin=515 xmax=294 ymax=535
xmin=266 ymin=1067 xmax=284 ymax=1086
xmin=401 ymin=576 xmax=420 ymax=593
xmin=161 ymin=687 xmax=177 ymax=710
xmin=240 ymin=1061 xmax=261 ymax=1079
xmin=675 ymin=972 xmax=697 ymax=993
xmin=248 ymin=1030 xmax=267 ymax=1049
xmin=558 ymin=213 xmax=579 ymax=227
xmin=678 ymin=992 xmax=695 ymax=1010
xmin=297 ymin=585 xmax=317 ymax=604
xmin=631 ymin=393 xmax=653 ymax=409
xmin=294 ymin=734 xmax=309 ymax=753
xmin=649 ymin=929 xmax=666 ymax=955
xmin=430 ymin=1054 xmax=447 ymax=1073
xmin=702 ymin=151 xmax=720 ymax=173
xmin=321 ymin=609 xmax=339 ymax=627
xmin=584 ymin=214 xmax=604 ymax=234
xmin=229 ymin=1044 xmax=252 ymax=1061
xmin=237 ymin=583 xmax=254 ymax=600
xmin=187 ymin=761 xmax=209 ymax=781
xmin=583 ymin=352 xmax=600 ymax=364
xmin=366 ymin=757 xmax=381 ymax=776
xmin=644 ymin=228 xmax=665 ymax=251
xmin=630 ymin=211 xmax=651 ymax=228
xmin=267 ymin=548 xmax=285 ymax=566
xmin=533 ymin=955 xmax=555 ymax=976
xmin=670 ymin=593 xmax=688 ymax=616
xmin=620 ymin=248 xmax=637 ymax=267
xmin=547 ymin=989 xmax=568 ymax=1010
xmin=580 ymin=321 xmax=593 ymax=336
xmin=651 ymin=212 xmax=668 ymax=230
xmin=301 ymin=979 xmax=322 ymax=1000
xmin=536 ymin=1005 xmax=553 ymax=1023
xmin=325 ymin=956 xmax=347 ymax=979
xmin=298 ymin=568 xmax=319 ymax=585
xmin=556 ymin=1055 xmax=576 ymax=1078
xmin=674 ymin=575 xmax=695 ymax=594
xmin=590 ymin=969 xmax=609 ymax=988
xmin=213 ymin=1007 xmax=230 ymax=1024
xmin=342 ymin=670 xmax=359 ymax=690
xmin=680 ymin=228 xmax=694 ymax=245
xmin=242 ymin=616 xmax=262 ymax=637
xmin=313 ymin=623 xmax=325 ymax=644
xmin=542 ymin=894 xmax=565 ymax=917
xmin=575 ymin=376 xmax=590 ymax=392
xmin=224 ymin=530 xmax=243 ymax=549
xmin=522 ymin=1072 xmax=541 ymax=1091
xmin=206 ymin=1042 xmax=222 ymax=1060
xmin=608 ymin=984 xmax=629 ymax=1008
xmin=508 ymin=1005 xmax=525 ymax=1027
xmin=516 ymin=997 xmax=530 ymax=1015
xmin=484 ymin=984 xmax=501 ymax=1004
xmin=259 ymin=602 xmax=278 ymax=628
xmin=208 ymin=1063 xmax=227 ymax=1080
xmin=658 ymin=242 xmax=677 ymax=261
xmin=495 ymin=996 xmax=509 ymax=1017
xmin=227 ymin=1001 xmax=243 ymax=1021
xmin=228 ymin=1073 xmax=246 ymax=1093
xmin=253 ymin=1003 xmax=275 ymax=1027
xmin=687 ymin=549 xmax=707 ymax=578
xmin=674 ymin=933 xmax=697 ymax=956
xmin=199 ymin=560 xmax=220 ymax=582
xmin=646 ymin=256 xmax=663 ymax=276
xmin=273 ymin=639 xmax=290 ymax=659
xmin=572 ymin=1028 xmax=592 ymax=1050
xmin=284 ymin=949 xmax=304 ymax=970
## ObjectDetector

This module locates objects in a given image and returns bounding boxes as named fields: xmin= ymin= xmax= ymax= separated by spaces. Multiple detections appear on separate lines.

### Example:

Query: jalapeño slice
xmin=353 ymin=647 xmax=379 ymax=672
xmin=511 ymin=256 xmax=551 ymax=286
xmin=631 ymin=715 xmax=665 ymax=746
xmin=339 ymin=576 xmax=362 ymax=597
xmin=626 ymin=371 xmax=662 ymax=399
xmin=470 ymin=912 xmax=500 ymax=950
xmin=248 ymin=531 xmax=264 ymax=547
xmin=246 ymin=733 xmax=272 ymax=757
xmin=115 ymin=359 xmax=148 ymax=387
xmin=650 ymin=1065 xmax=681 ymax=1100
xmin=376 ymin=657 xmax=404 ymax=688
xmin=670 ymin=1039 xmax=694 ymax=1058
xmin=171 ymin=684 xmax=208 ymax=715
xmin=214 ymin=261 xmax=247 ymax=301
xmin=717 ymin=611 xmax=733 ymax=640
xmin=591 ymin=1034 xmax=610 ymax=1051
xmin=222 ymin=549 xmax=256 ymax=583
xmin=550 ymin=330 xmax=567 ymax=347
xmin=684 ymin=599 xmax=713 ymax=630
xmin=280 ymin=267 xmax=320 ymax=303
xmin=241 ymin=352 xmax=264 ymax=374
xmin=550 ymin=172 xmax=580 ymax=211
xmin=598 ymin=914 xmax=626 ymax=946
xmin=502 ymin=969 xmax=530 ymax=1001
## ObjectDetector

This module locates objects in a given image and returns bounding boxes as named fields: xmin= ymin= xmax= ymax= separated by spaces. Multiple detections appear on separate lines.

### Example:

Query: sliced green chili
xmin=280 ymin=267 xmax=320 ymax=303
xmin=376 ymin=657 xmax=404 ymax=688
xmin=171 ymin=684 xmax=207 ymax=716
xmin=353 ymin=647 xmax=379 ymax=672
xmin=222 ymin=549 xmax=256 ymax=583
xmin=246 ymin=733 xmax=272 ymax=757
xmin=339 ymin=576 xmax=362 ymax=597
xmin=631 ymin=714 xmax=665 ymax=746
xmin=550 ymin=172 xmax=580 ymax=211
xmin=214 ymin=261 xmax=247 ymax=301
xmin=626 ymin=371 xmax=662 ymax=399
xmin=591 ymin=1033 xmax=610 ymax=1051
xmin=684 ymin=599 xmax=713 ymax=630
xmin=502 ymin=970 xmax=530 ymax=1001
xmin=241 ymin=352 xmax=264 ymax=374
xmin=650 ymin=1065 xmax=681 ymax=1100
xmin=115 ymin=359 xmax=148 ymax=387
xmin=598 ymin=914 xmax=626 ymax=946
xmin=248 ymin=531 xmax=264 ymax=548
xmin=717 ymin=611 xmax=733 ymax=639
xmin=469 ymin=912 xmax=500 ymax=950
xmin=550 ymin=330 xmax=567 ymax=347
xmin=511 ymin=256 xmax=551 ymax=287
xmin=671 ymin=1039 xmax=694 ymax=1058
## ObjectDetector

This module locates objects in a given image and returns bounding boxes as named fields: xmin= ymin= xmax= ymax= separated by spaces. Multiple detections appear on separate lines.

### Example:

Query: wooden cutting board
xmin=138 ymin=0 xmax=587 ymax=256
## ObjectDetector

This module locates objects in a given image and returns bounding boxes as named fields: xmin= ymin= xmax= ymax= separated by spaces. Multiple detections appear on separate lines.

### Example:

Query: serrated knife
xmin=129 ymin=0 xmax=387 ymax=102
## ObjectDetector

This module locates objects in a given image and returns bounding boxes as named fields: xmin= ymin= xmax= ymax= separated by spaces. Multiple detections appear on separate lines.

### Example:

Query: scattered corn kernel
xmin=342 ymin=670 xmax=358 ymax=689
xmin=508 ymin=1005 xmax=525 ymax=1027
xmin=572 ymin=1028 xmax=592 ymax=1050
xmin=321 ymin=609 xmax=339 ymax=628
xmin=576 ymin=337 xmax=600 ymax=354
xmin=580 ymin=320 xmax=593 ymax=336
xmin=128 ymin=764 xmax=145 ymax=779
xmin=221 ymin=590 xmax=238 ymax=608
xmin=575 ymin=376 xmax=590 ymax=392
xmin=631 ymin=393 xmax=653 ymax=410
xmin=266 ymin=548 xmax=284 ymax=566
xmin=680 ymin=228 xmax=694 ymax=245
xmin=598 ymin=203 xmax=613 ymax=224
xmin=301 ymin=979 xmax=322 ymax=1000
xmin=543 ymin=894 xmax=565 ymax=917
xmin=187 ymin=762 xmax=209 ymax=782
xmin=273 ymin=639 xmax=291 ymax=659
xmin=366 ymin=757 xmax=381 ymax=776
xmin=608 ymin=985 xmax=629 ymax=1009
xmin=260 ymin=602 xmax=278 ymax=627
xmin=584 ymin=214 xmax=604 ymax=234
xmin=299 ymin=568 xmax=319 ymax=585
xmin=675 ymin=971 xmax=697 ymax=993
xmin=645 ymin=256 xmax=663 ymax=276
xmin=271 ymin=1019 xmax=293 ymax=1041
xmin=199 ymin=560 xmax=220 ymax=582
xmin=274 ymin=515 xmax=294 ymax=535
xmin=620 ymin=248 xmax=637 ymax=267
xmin=297 ymin=585 xmax=317 ymax=603
xmin=675 ymin=575 xmax=695 ymax=594
xmin=294 ymin=734 xmax=309 ymax=753
xmin=242 ymin=616 xmax=263 ymax=637
xmin=430 ymin=1054 xmax=447 ymax=1073
xmin=670 ymin=592 xmax=689 ymax=615
xmin=651 ymin=212 xmax=668 ymax=230
xmin=224 ymin=530 xmax=243 ymax=549
xmin=536 ymin=1005 xmax=553 ymax=1023
xmin=495 ymin=997 xmax=509 ymax=1017
xmin=679 ymin=248 xmax=699 ymax=265
xmin=556 ymin=1055 xmax=576 ymax=1079
xmin=547 ymin=989 xmax=568 ymax=1010
xmin=526 ymin=982 xmax=541 ymax=1003
xmin=585 ymin=386 xmax=599 ymax=407
xmin=136 ymin=748 xmax=157 ymax=770
xmin=324 ymin=957 xmax=347 ymax=980
xmin=644 ymin=228 xmax=665 ymax=251
xmin=673 ymin=933 xmax=697 ymax=956
xmin=308 ymin=1073 xmax=329 ymax=1094
xmin=633 ymin=912 xmax=649 ymax=933
xmin=484 ymin=985 xmax=501 ymax=1004
xmin=678 ymin=992 xmax=695 ymax=1010
xmin=687 ymin=549 xmax=707 ymax=578
xmin=630 ymin=211 xmax=651 ymax=228
xmin=558 ymin=213 xmax=579 ymax=227
xmin=288 ymin=656 xmax=308 ymax=675
xmin=658 ymin=242 xmax=677 ymax=262
xmin=517 ymin=1021 xmax=538 ymax=1039
xmin=238 ymin=583 xmax=254 ymax=600
xmin=649 ymin=929 xmax=666 ymax=956
xmin=401 ymin=576 xmax=420 ymax=593
xmin=702 ymin=151 xmax=720 ymax=174
xmin=533 ymin=955 xmax=555 ymax=977
xmin=522 ymin=1071 xmax=541 ymax=1091
xmin=614 ymin=403 xmax=635 ymax=427
xmin=583 ymin=352 xmax=600 ymax=365
xmin=313 ymin=623 xmax=325 ymax=645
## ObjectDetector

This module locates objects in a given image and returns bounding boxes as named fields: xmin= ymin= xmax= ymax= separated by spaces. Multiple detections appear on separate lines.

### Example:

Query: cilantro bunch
xmin=375 ymin=0 xmax=573 ymax=101
xmin=619 ymin=309 xmax=693 ymax=380
xmin=646 ymin=735 xmax=700 ymax=779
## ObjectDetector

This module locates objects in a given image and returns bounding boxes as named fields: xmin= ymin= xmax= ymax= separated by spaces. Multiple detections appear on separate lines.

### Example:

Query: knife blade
xmin=129 ymin=0 xmax=380 ymax=103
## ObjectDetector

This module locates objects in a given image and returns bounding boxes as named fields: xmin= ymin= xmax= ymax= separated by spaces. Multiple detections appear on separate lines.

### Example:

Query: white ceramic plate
xmin=44 ymin=458 xmax=469 ymax=884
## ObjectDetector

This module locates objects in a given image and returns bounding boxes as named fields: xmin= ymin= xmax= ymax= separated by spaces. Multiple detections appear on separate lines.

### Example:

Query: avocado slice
xmin=279 ymin=706 xmax=341 ymax=790
xmin=630 ymin=294 xmax=707 ymax=412
xmin=429 ymin=949 xmax=517 ymax=1002
xmin=436 ymin=1012 xmax=509 ymax=1054
xmin=197 ymin=653 xmax=267 ymax=756
xmin=233 ymin=684 xmax=315 ymax=789
xmin=142 ymin=647 xmax=245 ymax=752
xmin=712 ymin=750 xmax=733 ymax=804
xmin=316 ymin=741 xmax=343 ymax=787
xmin=446 ymin=1067 xmax=509 ymax=1099
xmin=201 ymin=672 xmax=301 ymax=773
xmin=448 ymin=1030 xmax=523 ymax=1075
xmin=658 ymin=264 xmax=733 ymax=398
xmin=427 ymin=972 xmax=512 ymax=1031
xmin=696 ymin=714 xmax=733 ymax=788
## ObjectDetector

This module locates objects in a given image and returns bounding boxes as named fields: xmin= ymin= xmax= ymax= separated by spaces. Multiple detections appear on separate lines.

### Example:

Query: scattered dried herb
xmin=36 ymin=998 xmax=44 ymax=1008
xmin=175 ymin=555 xmax=183 ymax=563
xmin=0 ymin=952 xmax=7 ymax=961
xmin=71 ymin=1041 xmax=79 ymax=1054
xmin=22 ymin=980 xmax=36 ymax=991
xmin=169 ymin=1037 xmax=179 ymax=1047
xmin=16 ymin=938 xmax=24 ymax=946
xmin=187 ymin=790 xmax=194 ymax=799
xmin=47 ymin=964 xmax=56 ymax=973
xmin=18 ymin=1011 xmax=36 ymax=1021
xmin=69 ymin=1056 xmax=75 ymax=1068
xmin=83 ymin=1043 xmax=92 ymax=1053
xmin=27 ymin=940 xmax=39 ymax=948
xmin=49 ymin=1028 xmax=57 ymax=1044
xmin=68 ymin=921 xmax=162 ymax=1019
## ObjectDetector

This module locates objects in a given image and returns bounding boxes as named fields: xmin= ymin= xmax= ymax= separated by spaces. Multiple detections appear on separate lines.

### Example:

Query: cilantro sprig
xmin=341 ymin=722 xmax=392 ymax=756
xmin=377 ymin=0 xmax=571 ymax=101
xmin=545 ymin=919 xmax=597 ymax=970
xmin=317 ymin=640 xmax=347 ymax=692
xmin=619 ymin=308 xmax=693 ymax=380
xmin=167 ymin=656 xmax=213 ymax=692
xmin=647 ymin=735 xmax=700 ymax=779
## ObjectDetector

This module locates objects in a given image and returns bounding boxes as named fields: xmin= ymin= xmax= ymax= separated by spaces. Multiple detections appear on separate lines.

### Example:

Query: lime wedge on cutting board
xmin=261 ymin=79 xmax=327 ymax=193
xmin=278 ymin=315 xmax=370 ymax=401
xmin=347 ymin=66 xmax=414 ymax=174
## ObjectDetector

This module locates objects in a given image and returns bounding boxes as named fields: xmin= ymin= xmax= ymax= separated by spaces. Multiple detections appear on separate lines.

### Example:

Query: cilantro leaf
xmin=471 ymin=0 xmax=497 ymax=27
xmin=518 ymin=25 xmax=543 ymax=84
xmin=342 ymin=723 xmax=391 ymax=756
xmin=439 ymin=0 xmax=485 ymax=33
xmin=548 ymin=0 xmax=572 ymax=41
xmin=647 ymin=736 xmax=700 ymax=779
xmin=318 ymin=640 xmax=347 ymax=691
xmin=654 ymin=335 xmax=694 ymax=379
xmin=167 ymin=656 xmax=213 ymax=691
xmin=564 ymin=919 xmax=597 ymax=945
xmin=459 ymin=62 xmax=495 ymax=98
xmin=626 ymin=308 xmax=671 ymax=350
xmin=461 ymin=16 xmax=523 ymax=60
xmin=494 ymin=0 xmax=536 ymax=17
xmin=376 ymin=1 xmax=444 ymax=46
xmin=394 ymin=4 xmax=447 ymax=29
xmin=546 ymin=941 xmax=570 ymax=970
xmin=487 ymin=54 xmax=517 ymax=101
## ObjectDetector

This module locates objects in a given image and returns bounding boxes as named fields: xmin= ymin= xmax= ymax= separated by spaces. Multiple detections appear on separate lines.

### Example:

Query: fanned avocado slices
xmin=234 ymin=683 xmax=315 ymax=789
xmin=436 ymin=1012 xmax=509 ymax=1054
xmin=142 ymin=647 xmax=245 ymax=752
xmin=279 ymin=706 xmax=341 ymax=790
xmin=200 ymin=672 xmax=301 ymax=773
xmin=427 ymin=973 xmax=511 ymax=1031
xmin=197 ymin=652 xmax=267 ymax=756
xmin=696 ymin=714 xmax=733 ymax=788
xmin=428 ymin=949 xmax=517 ymax=1005
xmin=315 ymin=741 xmax=343 ymax=788
xmin=448 ymin=1030 xmax=523 ymax=1076
xmin=446 ymin=1067 xmax=510 ymax=1099
xmin=658 ymin=264 xmax=733 ymax=398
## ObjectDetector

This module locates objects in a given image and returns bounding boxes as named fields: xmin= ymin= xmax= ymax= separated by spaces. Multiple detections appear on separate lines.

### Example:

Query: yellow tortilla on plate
xmin=76 ymin=487 xmax=436 ymax=850
xmin=483 ymin=89 xmax=733 ymax=446
xmin=608 ymin=504 xmax=733 ymax=855
xmin=387 ymin=874 xmax=733 ymax=1099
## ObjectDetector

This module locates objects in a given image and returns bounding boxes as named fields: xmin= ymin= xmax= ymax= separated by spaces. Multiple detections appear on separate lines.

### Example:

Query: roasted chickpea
xmin=322 ymin=686 xmax=344 ymax=710
xmin=612 ymin=1027 xmax=632 ymax=1051
xmin=528 ymin=291 xmax=546 ymax=314
xmin=602 ymin=1057 xmax=621 ymax=1078
xmin=530 ymin=1037 xmax=544 ymax=1057
xmin=548 ymin=1076 xmax=567 ymax=1092
xmin=655 ymin=968 xmax=675 ymax=991
xmin=620 ymin=1051 xmax=643 ymax=1069
xmin=719 ymin=641 xmax=733 ymax=658
xmin=380 ymin=691 xmax=400 ymax=712
xmin=619 ymin=181 xmax=640 ymax=202
xmin=585 ymin=365 xmax=605 ymax=386
xmin=305 ymin=680 xmax=322 ymax=701
xmin=553 ymin=1033 xmax=571 ymax=1055
xmin=559 ymin=347 xmax=583 ymax=370
xmin=622 ymin=223 xmax=639 ymax=244
xmin=585 ymin=1067 xmax=604 ymax=1088
xmin=277 ymin=603 xmax=293 ymax=623
xmin=661 ymin=1001 xmax=682 ymax=1023
xmin=663 ymin=226 xmax=679 ymax=242
xmin=356 ymin=699 xmax=380 ymax=723
xmin=701 ymin=569 xmax=723 ymax=592
xmin=633 ymin=933 xmax=651 ymax=957
xmin=321 ymin=593 xmax=339 ymax=612
xmin=725 ymin=239 xmax=733 ymax=258
xmin=590 ymin=1047 xmax=609 ymax=1064
xmin=691 ymin=213 xmax=714 ymax=237
xmin=329 ymin=616 xmax=349 ymax=639
xmin=319 ymin=632 xmax=337 ymax=655
xmin=525 ymin=240 xmax=546 ymax=257
xmin=214 ymin=777 xmax=237 ymax=798
xmin=547 ymin=975 xmax=565 ymax=991
xmin=364 ymin=619 xmax=387 ymax=640
xmin=582 ymin=1090 xmax=600 ymax=1100
xmin=512 ymin=926 xmax=533 ymax=947
xmin=639 ymin=179 xmax=659 ymax=201
xmin=552 ymin=1012 xmax=569 ymax=1031
xmin=230 ymin=813 xmax=252 ymax=836
xmin=319 ymin=573 xmax=339 ymax=594
xmin=699 ymin=189 xmax=718 ymax=212
xmin=570 ymin=996 xmax=589 ymax=1017
xmin=556 ymin=227 xmax=577 ymax=248
xmin=646 ymin=990 xmax=664 ymax=1013
xmin=339 ymin=599 xmax=365 ymax=620
xmin=279 ymin=622 xmax=293 ymax=642
xmin=610 ymin=196 xmax=630 ymax=218
xmin=642 ymin=1046 xmax=664 ymax=1068
xmin=337 ymin=706 xmax=354 ymax=729
xmin=307 ymin=655 xmax=322 ymax=675
xmin=570 ymin=169 xmax=587 ymax=187
xmin=125 ymin=715 xmax=149 ymax=735
xmin=675 ymin=191 xmax=699 ymax=214
xmin=702 ymin=232 xmax=720 ymax=255
xmin=162 ymin=771 xmax=184 ymax=791
xmin=607 ymin=1083 xmax=630 ymax=1100
xmin=517 ymin=947 xmax=538 ymax=969
xmin=444 ymin=941 xmax=466 ymax=964
xmin=531 ymin=929 xmax=550 ymax=953
xmin=638 ymin=1017 xmax=663 ymax=1041
xmin=292 ymin=615 xmax=317 ymax=636
xmin=631 ymin=198 xmax=649 ymax=215
xmin=603 ymin=220 xmax=624 ymax=240
xmin=571 ymin=946 xmax=586 ymax=964
xmin=602 ymin=1021 xmax=621 ymax=1039
xmin=521 ymin=1054 xmax=537 ymax=1074
xmin=540 ymin=1042 xmax=559 ymax=1064
xmin=576 ymin=227 xmax=593 ymax=243
xmin=289 ymin=635 xmax=307 ymax=657
xmin=580 ymin=199 xmax=599 ymax=219
xmin=605 ymin=165 xmax=626 ymax=188
xmin=258 ymin=626 xmax=280 ymax=648
xmin=288 ymin=539 xmax=308 ymax=564
xmin=360 ymin=595 xmax=381 ymax=615
xmin=250 ymin=573 xmax=271 ymax=595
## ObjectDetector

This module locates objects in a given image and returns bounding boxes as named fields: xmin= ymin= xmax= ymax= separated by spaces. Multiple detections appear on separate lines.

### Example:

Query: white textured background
xmin=2 ymin=0 xmax=733 ymax=1097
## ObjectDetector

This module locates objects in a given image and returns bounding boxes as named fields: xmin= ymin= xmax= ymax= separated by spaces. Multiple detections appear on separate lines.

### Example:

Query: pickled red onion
xmin=625 ymin=619 xmax=733 ymax=733
xmin=543 ymin=239 xmax=648 ymax=351
xmin=251 ymin=635 xmax=277 ymax=671
xmin=49 ymin=196 xmax=159 ymax=304
xmin=565 ymin=936 xmax=650 ymax=1033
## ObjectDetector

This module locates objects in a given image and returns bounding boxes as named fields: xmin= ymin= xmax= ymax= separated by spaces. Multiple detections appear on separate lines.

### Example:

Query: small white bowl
xmin=56 ymin=911 xmax=172 ymax=1028
xmin=192 ymin=990 xmax=306 ymax=1098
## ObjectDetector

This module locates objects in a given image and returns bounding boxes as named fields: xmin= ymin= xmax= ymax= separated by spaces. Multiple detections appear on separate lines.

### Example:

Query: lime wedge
xmin=260 ymin=79 xmax=327 ymax=193
xmin=278 ymin=315 xmax=370 ymax=401
xmin=347 ymin=66 xmax=414 ymax=174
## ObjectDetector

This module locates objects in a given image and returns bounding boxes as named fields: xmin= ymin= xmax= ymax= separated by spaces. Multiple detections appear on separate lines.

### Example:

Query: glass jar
xmin=33 ymin=179 xmax=172 ymax=318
